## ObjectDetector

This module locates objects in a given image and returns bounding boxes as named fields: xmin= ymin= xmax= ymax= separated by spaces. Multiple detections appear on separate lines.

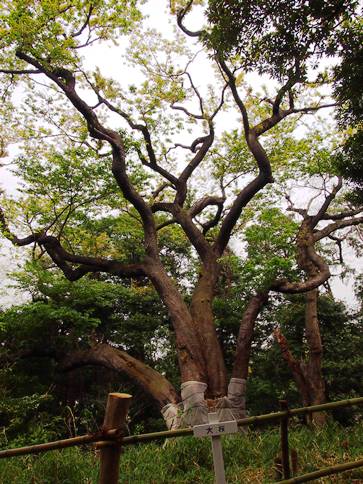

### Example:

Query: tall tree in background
xmin=0 ymin=0 xmax=362 ymax=428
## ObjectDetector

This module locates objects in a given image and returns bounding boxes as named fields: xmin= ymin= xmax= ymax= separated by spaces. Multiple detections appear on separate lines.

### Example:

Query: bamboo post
xmin=279 ymin=400 xmax=291 ymax=480
xmin=99 ymin=392 xmax=132 ymax=484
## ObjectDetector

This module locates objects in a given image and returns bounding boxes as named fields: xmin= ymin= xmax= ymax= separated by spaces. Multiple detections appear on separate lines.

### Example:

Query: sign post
xmin=193 ymin=413 xmax=238 ymax=484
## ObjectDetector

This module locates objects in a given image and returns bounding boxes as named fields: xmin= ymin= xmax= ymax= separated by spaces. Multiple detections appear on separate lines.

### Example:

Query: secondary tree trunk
xmin=297 ymin=221 xmax=327 ymax=424
xmin=232 ymin=291 xmax=269 ymax=379
xmin=274 ymin=288 xmax=326 ymax=425
xmin=302 ymin=288 xmax=326 ymax=425
xmin=274 ymin=327 xmax=313 ymax=409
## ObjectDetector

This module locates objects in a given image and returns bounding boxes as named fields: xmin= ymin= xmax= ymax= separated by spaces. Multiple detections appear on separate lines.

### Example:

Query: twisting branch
xmin=16 ymin=52 xmax=113 ymax=143
xmin=61 ymin=343 xmax=180 ymax=408
xmin=272 ymin=178 xmax=363 ymax=294
xmin=218 ymin=57 xmax=250 ymax=135
xmin=172 ymin=205 xmax=215 ymax=262
xmin=273 ymin=75 xmax=299 ymax=115
xmin=313 ymin=215 xmax=363 ymax=241
xmin=328 ymin=234 xmax=345 ymax=263
xmin=13 ymin=50 xmax=161 ymax=264
xmin=151 ymin=201 xmax=174 ymax=214
xmin=152 ymin=183 xmax=174 ymax=199
xmin=291 ymin=103 xmax=337 ymax=114
xmin=170 ymin=71 xmax=206 ymax=119
xmin=71 ymin=5 xmax=94 ymax=37
xmin=285 ymin=193 xmax=308 ymax=217
xmin=176 ymin=1 xmax=204 ymax=38
xmin=189 ymin=195 xmax=225 ymax=234
xmin=0 ymin=68 xmax=41 ymax=75
xmin=201 ymin=205 xmax=224 ymax=234
xmin=321 ymin=208 xmax=363 ymax=220
xmin=213 ymin=56 xmax=278 ymax=255
xmin=306 ymin=189 xmax=325 ymax=213
xmin=134 ymin=145 xmax=178 ymax=187
xmin=211 ymin=82 xmax=229 ymax=120
xmin=84 ymin=80 xmax=179 ymax=187
xmin=272 ymin=249 xmax=331 ymax=294
xmin=156 ymin=218 xmax=177 ymax=231
xmin=186 ymin=71 xmax=204 ymax=116
xmin=0 ymin=207 xmax=40 ymax=247
xmin=272 ymin=59 xmax=302 ymax=115
xmin=310 ymin=177 xmax=342 ymax=227
xmin=214 ymin=172 xmax=273 ymax=256
xmin=0 ymin=209 xmax=146 ymax=281
xmin=214 ymin=54 xmax=337 ymax=259
xmin=173 ymin=142 xmax=195 ymax=152
xmin=189 ymin=196 xmax=225 ymax=219
xmin=175 ymin=123 xmax=215 ymax=206
xmin=171 ymin=103 xmax=203 ymax=119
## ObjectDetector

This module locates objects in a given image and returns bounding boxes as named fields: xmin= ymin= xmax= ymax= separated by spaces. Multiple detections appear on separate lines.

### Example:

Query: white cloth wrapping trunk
xmin=161 ymin=402 xmax=183 ymax=430
xmin=227 ymin=377 xmax=246 ymax=420
xmin=215 ymin=396 xmax=235 ymax=422
xmin=162 ymin=378 xmax=247 ymax=429
xmin=180 ymin=380 xmax=208 ymax=426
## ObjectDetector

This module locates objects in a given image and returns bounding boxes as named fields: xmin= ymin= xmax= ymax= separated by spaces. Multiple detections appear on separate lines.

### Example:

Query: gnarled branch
xmin=176 ymin=1 xmax=204 ymax=38
xmin=61 ymin=343 xmax=180 ymax=408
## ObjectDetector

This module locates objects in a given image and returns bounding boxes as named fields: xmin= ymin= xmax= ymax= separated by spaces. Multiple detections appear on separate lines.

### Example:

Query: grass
xmin=0 ymin=422 xmax=362 ymax=483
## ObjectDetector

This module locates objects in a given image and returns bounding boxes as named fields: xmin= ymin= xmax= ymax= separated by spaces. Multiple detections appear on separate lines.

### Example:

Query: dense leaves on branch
xmin=207 ymin=0 xmax=359 ymax=78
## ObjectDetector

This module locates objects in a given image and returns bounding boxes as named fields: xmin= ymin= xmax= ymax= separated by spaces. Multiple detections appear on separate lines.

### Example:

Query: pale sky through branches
xmin=0 ymin=1 xmax=361 ymax=309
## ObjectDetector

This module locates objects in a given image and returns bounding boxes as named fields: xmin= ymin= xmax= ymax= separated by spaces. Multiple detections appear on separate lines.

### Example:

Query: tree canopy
xmin=0 ymin=0 xmax=362 ymax=431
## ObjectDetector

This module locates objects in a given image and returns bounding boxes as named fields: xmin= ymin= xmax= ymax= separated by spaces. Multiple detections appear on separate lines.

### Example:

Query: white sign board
xmin=193 ymin=420 xmax=238 ymax=438
xmin=193 ymin=414 xmax=239 ymax=484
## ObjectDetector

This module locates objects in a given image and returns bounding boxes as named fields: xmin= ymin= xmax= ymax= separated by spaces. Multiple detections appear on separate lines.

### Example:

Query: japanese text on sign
xmin=193 ymin=420 xmax=238 ymax=438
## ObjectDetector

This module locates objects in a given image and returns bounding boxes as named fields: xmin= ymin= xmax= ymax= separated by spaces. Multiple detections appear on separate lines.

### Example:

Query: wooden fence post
xmin=279 ymin=400 xmax=291 ymax=480
xmin=99 ymin=392 xmax=132 ymax=484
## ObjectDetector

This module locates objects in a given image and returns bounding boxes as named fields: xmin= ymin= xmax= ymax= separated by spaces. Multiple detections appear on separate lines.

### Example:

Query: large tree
xmin=0 ymin=0 xmax=362 ymax=428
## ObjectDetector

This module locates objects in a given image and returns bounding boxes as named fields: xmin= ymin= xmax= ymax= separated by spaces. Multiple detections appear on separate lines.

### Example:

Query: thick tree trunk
xmin=146 ymin=262 xmax=207 ymax=383
xmin=212 ymin=291 xmax=268 ymax=421
xmin=148 ymin=257 xmax=229 ymax=420
xmin=189 ymin=262 xmax=227 ymax=398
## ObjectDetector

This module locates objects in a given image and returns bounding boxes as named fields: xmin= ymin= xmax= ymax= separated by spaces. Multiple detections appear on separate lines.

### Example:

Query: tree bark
xmin=146 ymin=261 xmax=207 ymax=384
xmin=297 ymin=222 xmax=327 ymax=424
xmin=273 ymin=215 xmax=327 ymax=425
xmin=273 ymin=328 xmax=311 ymax=408
xmin=189 ymin=261 xmax=227 ymax=397
xmin=302 ymin=288 xmax=326 ymax=425
xmin=232 ymin=291 xmax=269 ymax=379
xmin=274 ymin=289 xmax=326 ymax=426
xmin=61 ymin=343 xmax=180 ymax=409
